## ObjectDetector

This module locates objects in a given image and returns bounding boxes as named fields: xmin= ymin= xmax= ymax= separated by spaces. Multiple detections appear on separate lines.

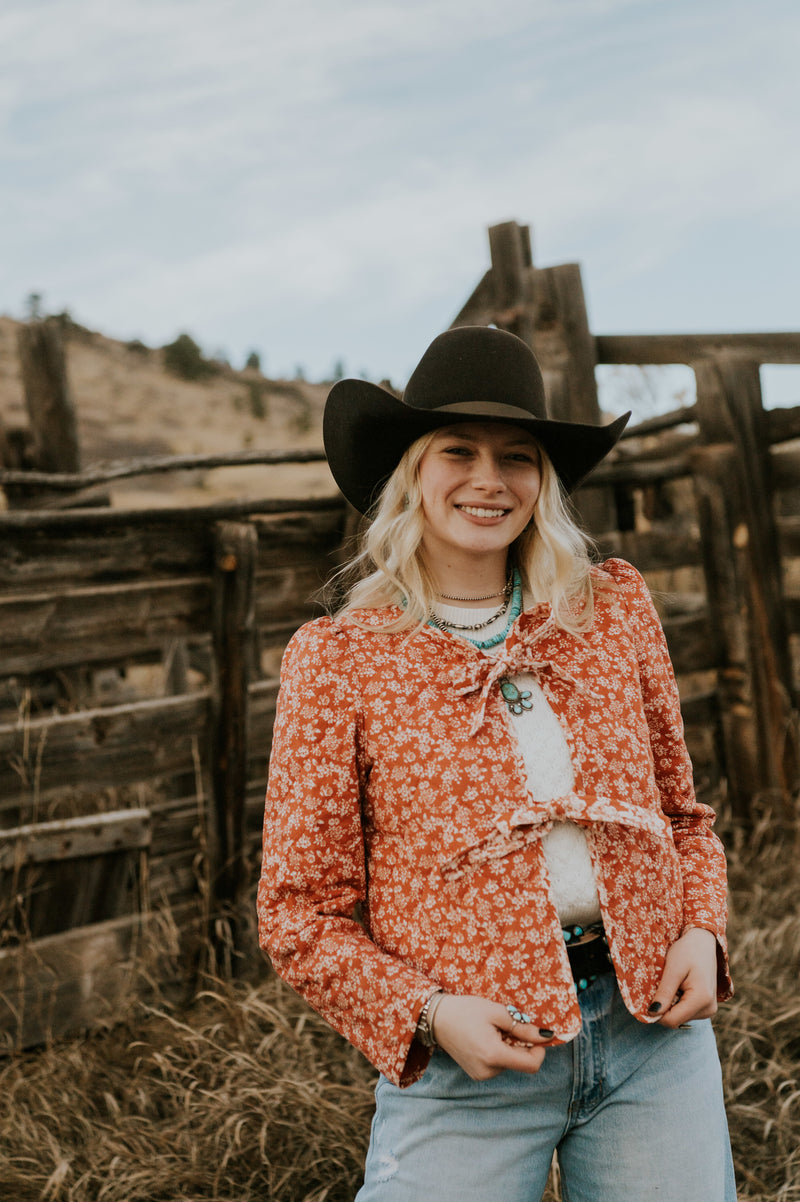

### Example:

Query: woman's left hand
xmin=648 ymin=927 xmax=719 ymax=1027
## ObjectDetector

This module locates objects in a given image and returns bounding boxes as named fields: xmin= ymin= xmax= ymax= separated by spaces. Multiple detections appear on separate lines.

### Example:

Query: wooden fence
xmin=0 ymin=498 xmax=346 ymax=1048
xmin=1 ymin=220 xmax=799 ymax=1049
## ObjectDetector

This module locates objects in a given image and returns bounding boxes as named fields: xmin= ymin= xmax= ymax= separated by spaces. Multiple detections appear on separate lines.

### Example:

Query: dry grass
xmin=0 ymin=978 xmax=375 ymax=1201
xmin=0 ymin=809 xmax=798 ymax=1201
xmin=715 ymin=809 xmax=800 ymax=1201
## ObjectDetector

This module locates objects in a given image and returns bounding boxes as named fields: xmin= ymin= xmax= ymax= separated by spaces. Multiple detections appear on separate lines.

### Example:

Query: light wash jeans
xmin=357 ymin=974 xmax=736 ymax=1201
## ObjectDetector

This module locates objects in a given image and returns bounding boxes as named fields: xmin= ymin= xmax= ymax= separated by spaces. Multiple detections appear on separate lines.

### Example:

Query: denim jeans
xmin=356 ymin=974 xmax=736 ymax=1201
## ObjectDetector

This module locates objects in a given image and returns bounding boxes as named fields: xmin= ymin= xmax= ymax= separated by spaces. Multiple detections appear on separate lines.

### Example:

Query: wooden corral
xmin=0 ymin=499 xmax=346 ymax=1049
xmin=1 ymin=220 xmax=800 ymax=1051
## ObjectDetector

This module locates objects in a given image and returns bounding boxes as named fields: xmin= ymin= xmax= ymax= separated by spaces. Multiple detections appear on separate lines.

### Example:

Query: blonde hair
xmin=334 ymin=428 xmax=598 ymax=636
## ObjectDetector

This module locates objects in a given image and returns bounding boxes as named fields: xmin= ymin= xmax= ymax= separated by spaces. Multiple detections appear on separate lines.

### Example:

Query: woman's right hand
xmin=430 ymin=993 xmax=551 ymax=1080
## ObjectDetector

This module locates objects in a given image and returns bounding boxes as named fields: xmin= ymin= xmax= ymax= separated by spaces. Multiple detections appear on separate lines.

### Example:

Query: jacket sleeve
xmin=256 ymin=617 xmax=438 ymax=1085
xmin=602 ymin=558 xmax=733 ymax=999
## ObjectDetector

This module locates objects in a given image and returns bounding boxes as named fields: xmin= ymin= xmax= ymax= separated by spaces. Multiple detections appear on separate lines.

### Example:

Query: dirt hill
xmin=0 ymin=316 xmax=339 ymax=508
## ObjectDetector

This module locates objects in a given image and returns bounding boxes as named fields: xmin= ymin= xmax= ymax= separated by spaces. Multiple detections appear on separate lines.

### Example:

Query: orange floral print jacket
xmin=257 ymin=558 xmax=732 ymax=1087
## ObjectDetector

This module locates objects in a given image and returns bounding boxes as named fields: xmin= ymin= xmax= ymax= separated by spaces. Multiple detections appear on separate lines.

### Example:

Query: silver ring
xmin=506 ymin=1004 xmax=533 ymax=1025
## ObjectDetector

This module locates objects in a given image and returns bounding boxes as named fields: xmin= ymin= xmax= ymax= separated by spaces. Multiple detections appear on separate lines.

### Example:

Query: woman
xmin=258 ymin=326 xmax=736 ymax=1201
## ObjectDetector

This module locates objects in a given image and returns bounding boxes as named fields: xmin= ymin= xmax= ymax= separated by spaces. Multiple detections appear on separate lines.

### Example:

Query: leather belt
xmin=563 ymin=923 xmax=614 ymax=993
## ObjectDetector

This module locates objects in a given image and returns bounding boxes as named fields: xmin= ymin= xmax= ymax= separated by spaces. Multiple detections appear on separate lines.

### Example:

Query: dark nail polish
xmin=538 ymin=1028 xmax=555 ymax=1039
xmin=647 ymin=1002 xmax=662 ymax=1014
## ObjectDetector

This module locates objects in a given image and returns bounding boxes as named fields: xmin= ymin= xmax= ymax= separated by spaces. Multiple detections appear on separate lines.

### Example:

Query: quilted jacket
xmin=257 ymin=558 xmax=732 ymax=1087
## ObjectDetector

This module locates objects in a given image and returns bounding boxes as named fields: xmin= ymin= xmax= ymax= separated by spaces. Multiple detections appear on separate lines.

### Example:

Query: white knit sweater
xmin=434 ymin=598 xmax=602 ymax=927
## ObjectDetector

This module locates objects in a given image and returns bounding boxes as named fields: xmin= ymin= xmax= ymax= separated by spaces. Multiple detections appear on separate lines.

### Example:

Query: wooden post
xmin=210 ymin=520 xmax=257 ymax=965
xmin=164 ymin=638 xmax=190 ymax=696
xmin=692 ymin=355 xmax=796 ymax=819
xmin=531 ymin=263 xmax=601 ymax=425
xmin=453 ymin=221 xmax=615 ymax=533
xmin=17 ymin=319 xmax=81 ymax=475
xmin=487 ymin=221 xmax=535 ymax=346
xmin=527 ymin=258 xmax=614 ymax=532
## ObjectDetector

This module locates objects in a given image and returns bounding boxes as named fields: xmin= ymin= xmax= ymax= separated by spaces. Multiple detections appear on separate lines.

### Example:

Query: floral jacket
xmin=257 ymin=558 xmax=732 ymax=1087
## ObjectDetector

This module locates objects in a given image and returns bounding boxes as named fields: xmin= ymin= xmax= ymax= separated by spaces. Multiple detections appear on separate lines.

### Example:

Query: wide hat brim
xmin=323 ymin=327 xmax=630 ymax=515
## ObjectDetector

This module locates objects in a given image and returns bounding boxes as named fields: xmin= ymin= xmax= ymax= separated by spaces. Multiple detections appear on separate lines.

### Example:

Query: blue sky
xmin=2 ymin=0 xmax=798 ymax=406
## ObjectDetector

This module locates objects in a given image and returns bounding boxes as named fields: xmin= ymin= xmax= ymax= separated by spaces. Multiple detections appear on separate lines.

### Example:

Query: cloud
xmin=1 ymin=0 xmax=798 ymax=379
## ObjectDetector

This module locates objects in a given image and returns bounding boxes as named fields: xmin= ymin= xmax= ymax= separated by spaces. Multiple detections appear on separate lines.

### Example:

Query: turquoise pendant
xmin=500 ymin=678 xmax=533 ymax=716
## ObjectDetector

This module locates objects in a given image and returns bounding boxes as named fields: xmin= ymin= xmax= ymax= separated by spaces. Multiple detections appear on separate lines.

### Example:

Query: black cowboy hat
xmin=324 ymin=325 xmax=630 ymax=514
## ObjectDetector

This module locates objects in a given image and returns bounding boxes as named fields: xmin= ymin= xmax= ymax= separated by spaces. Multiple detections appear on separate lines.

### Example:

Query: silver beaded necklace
xmin=429 ymin=595 xmax=511 ymax=633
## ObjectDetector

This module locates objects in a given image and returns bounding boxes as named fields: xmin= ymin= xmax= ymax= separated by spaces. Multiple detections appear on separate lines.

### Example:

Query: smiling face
xmin=416 ymin=422 xmax=542 ymax=581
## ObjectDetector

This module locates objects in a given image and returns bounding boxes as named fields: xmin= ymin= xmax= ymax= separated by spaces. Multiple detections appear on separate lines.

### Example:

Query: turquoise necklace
xmin=429 ymin=566 xmax=533 ymax=715
xmin=429 ymin=567 xmax=524 ymax=651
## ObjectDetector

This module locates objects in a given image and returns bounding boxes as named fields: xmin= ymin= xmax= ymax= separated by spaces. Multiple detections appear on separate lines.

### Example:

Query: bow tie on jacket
xmin=439 ymin=791 xmax=673 ymax=882
xmin=447 ymin=631 xmax=602 ymax=738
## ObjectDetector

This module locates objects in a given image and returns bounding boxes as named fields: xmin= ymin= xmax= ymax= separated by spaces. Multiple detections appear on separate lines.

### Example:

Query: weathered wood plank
xmin=529 ymin=258 xmax=613 ymax=533
xmin=768 ymin=488 xmax=800 ymax=521
xmin=620 ymin=405 xmax=698 ymax=440
xmin=449 ymin=268 xmax=496 ymax=328
xmin=597 ymin=528 xmax=702 ymax=573
xmin=771 ymin=443 xmax=800 ymax=492
xmin=488 ymin=221 xmax=536 ymax=346
xmin=211 ymin=522 xmax=257 ymax=940
xmin=614 ymin=428 xmax=700 ymax=465
xmin=148 ymin=855 xmax=199 ymax=904
xmin=147 ymin=793 xmax=235 ymax=906
xmin=254 ymin=506 xmax=345 ymax=550
xmin=783 ymin=594 xmax=800 ymax=635
xmin=3 ymin=849 xmax=146 ymax=939
xmin=691 ymin=425 xmax=794 ymax=817
xmin=701 ymin=359 xmax=791 ymax=682
xmin=680 ymin=689 xmax=719 ymax=728
xmin=0 ymin=524 xmax=212 ymax=587
xmin=0 ymin=496 xmax=344 ymax=531
xmin=126 ymin=788 xmax=270 ymax=904
xmin=0 ymin=489 xmax=347 ymax=1031
xmin=250 ymin=677 xmax=280 ymax=706
xmin=149 ymin=797 xmax=204 ymax=859
xmin=0 ymin=448 xmax=327 ymax=490
xmin=691 ymin=443 xmax=757 ymax=815
xmin=0 ymin=913 xmax=152 ymax=1051
xmin=537 ymin=263 xmax=602 ymax=424
xmin=254 ymin=565 xmax=328 ymax=626
xmin=589 ymin=454 xmax=692 ymax=487
xmin=257 ymin=619 xmax=319 ymax=651
xmin=0 ymin=508 xmax=344 ymax=589
xmin=661 ymin=612 xmax=718 ymax=675
xmin=17 ymin=320 xmax=81 ymax=476
xmin=766 ymin=404 xmax=800 ymax=446
xmin=255 ymin=507 xmax=342 ymax=539
xmin=776 ymin=515 xmax=800 ymax=557
xmin=249 ymin=677 xmax=279 ymax=711
xmin=1 ymin=639 xmax=201 ymax=682
xmin=0 ymin=578 xmax=211 ymax=674
xmin=249 ymin=678 xmax=280 ymax=755
xmin=596 ymin=332 xmax=800 ymax=366
xmin=0 ymin=692 xmax=211 ymax=813
xmin=0 ymin=808 xmax=150 ymax=869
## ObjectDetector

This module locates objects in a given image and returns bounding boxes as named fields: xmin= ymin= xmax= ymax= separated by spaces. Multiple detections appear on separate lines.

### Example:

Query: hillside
xmin=0 ymin=316 xmax=338 ymax=508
